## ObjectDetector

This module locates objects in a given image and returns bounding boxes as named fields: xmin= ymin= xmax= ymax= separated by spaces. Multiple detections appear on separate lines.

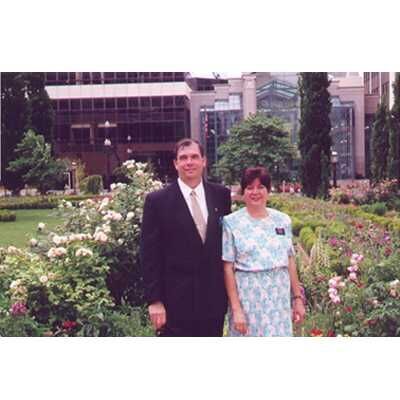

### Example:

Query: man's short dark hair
xmin=240 ymin=167 xmax=272 ymax=193
xmin=174 ymin=138 xmax=205 ymax=159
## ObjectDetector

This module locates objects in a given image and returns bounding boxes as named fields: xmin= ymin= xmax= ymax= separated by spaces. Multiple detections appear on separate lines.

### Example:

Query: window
xmin=92 ymin=72 xmax=102 ymax=84
xmin=82 ymin=99 xmax=92 ymax=110
xmin=105 ymin=98 xmax=115 ymax=109
xmin=151 ymin=97 xmax=162 ymax=109
xmin=58 ymin=72 xmax=68 ymax=83
xmin=94 ymin=98 xmax=104 ymax=110
xmin=104 ymin=72 xmax=115 ymax=83
xmin=128 ymin=97 xmax=139 ymax=108
xmin=71 ymin=99 xmax=81 ymax=111
xmin=116 ymin=72 xmax=127 ymax=83
xmin=46 ymin=72 xmax=56 ymax=81
xmin=59 ymin=99 xmax=69 ymax=111
xmin=117 ymin=97 xmax=127 ymax=109
xmin=140 ymin=97 xmax=151 ymax=108
xmin=163 ymin=96 xmax=174 ymax=107
xmin=82 ymin=72 xmax=91 ymax=84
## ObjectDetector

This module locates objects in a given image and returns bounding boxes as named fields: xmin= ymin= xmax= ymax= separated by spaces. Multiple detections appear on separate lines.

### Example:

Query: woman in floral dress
xmin=222 ymin=167 xmax=305 ymax=336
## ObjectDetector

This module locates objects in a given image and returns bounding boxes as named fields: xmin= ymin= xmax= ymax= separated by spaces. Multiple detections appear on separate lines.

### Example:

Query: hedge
xmin=0 ymin=210 xmax=16 ymax=222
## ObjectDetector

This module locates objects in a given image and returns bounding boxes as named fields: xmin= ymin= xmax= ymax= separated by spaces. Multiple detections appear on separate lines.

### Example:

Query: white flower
xmin=39 ymin=275 xmax=49 ymax=284
xmin=123 ymin=160 xmax=136 ymax=169
xmin=103 ymin=210 xmax=123 ymax=222
xmin=53 ymin=235 xmax=64 ymax=245
xmin=10 ymin=279 xmax=22 ymax=289
xmin=136 ymin=170 xmax=144 ymax=176
xmin=47 ymin=247 xmax=67 ymax=258
xmin=94 ymin=231 xmax=108 ymax=243
xmin=75 ymin=247 xmax=93 ymax=257
xmin=117 ymin=238 xmax=124 ymax=245
xmin=98 ymin=197 xmax=110 ymax=211
xmin=30 ymin=238 xmax=38 ymax=247
xmin=126 ymin=212 xmax=135 ymax=221
xmin=389 ymin=279 xmax=399 ymax=288
xmin=7 ymin=246 xmax=19 ymax=254
xmin=110 ymin=183 xmax=117 ymax=191
xmin=38 ymin=222 xmax=45 ymax=231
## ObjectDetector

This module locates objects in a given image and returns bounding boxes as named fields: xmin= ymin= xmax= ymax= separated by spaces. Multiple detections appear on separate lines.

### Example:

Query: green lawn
xmin=0 ymin=209 xmax=64 ymax=248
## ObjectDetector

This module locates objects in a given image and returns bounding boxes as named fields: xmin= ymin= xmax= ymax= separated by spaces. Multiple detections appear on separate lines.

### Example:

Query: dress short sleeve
xmin=222 ymin=217 xmax=236 ymax=262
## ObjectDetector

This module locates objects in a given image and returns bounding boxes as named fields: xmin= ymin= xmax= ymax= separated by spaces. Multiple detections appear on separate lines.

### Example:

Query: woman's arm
xmin=288 ymin=255 xmax=306 ymax=324
xmin=223 ymin=262 xmax=248 ymax=335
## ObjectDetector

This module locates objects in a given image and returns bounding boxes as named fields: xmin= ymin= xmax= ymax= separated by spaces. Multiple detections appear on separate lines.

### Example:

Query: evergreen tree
xmin=388 ymin=73 xmax=400 ymax=183
xmin=298 ymin=73 xmax=332 ymax=198
xmin=7 ymin=130 xmax=66 ymax=195
xmin=371 ymin=99 xmax=390 ymax=182
xmin=215 ymin=113 xmax=296 ymax=185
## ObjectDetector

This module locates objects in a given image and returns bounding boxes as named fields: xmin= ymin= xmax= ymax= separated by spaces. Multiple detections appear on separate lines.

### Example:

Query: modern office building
xmin=255 ymin=72 xmax=365 ymax=180
xmin=363 ymin=72 xmax=397 ymax=178
xmin=45 ymin=72 xmax=256 ymax=183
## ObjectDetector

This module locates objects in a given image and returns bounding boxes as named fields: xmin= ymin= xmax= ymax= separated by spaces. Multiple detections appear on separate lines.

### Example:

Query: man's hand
xmin=148 ymin=301 xmax=167 ymax=331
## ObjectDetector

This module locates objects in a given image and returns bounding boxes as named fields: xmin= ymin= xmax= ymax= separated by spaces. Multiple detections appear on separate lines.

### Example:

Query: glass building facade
xmin=199 ymin=94 xmax=243 ymax=177
xmin=256 ymin=76 xmax=357 ymax=180
xmin=330 ymin=97 xmax=355 ymax=179
xmin=46 ymin=73 xmax=191 ymax=180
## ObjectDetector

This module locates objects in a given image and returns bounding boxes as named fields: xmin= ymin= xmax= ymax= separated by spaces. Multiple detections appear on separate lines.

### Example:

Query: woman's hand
xmin=233 ymin=308 xmax=248 ymax=335
xmin=292 ymin=298 xmax=306 ymax=324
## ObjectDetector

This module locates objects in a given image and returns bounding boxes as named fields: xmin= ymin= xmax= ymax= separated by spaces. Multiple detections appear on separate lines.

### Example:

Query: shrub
xmin=81 ymin=175 xmax=103 ymax=195
xmin=0 ymin=210 xmax=16 ymax=222
xmin=361 ymin=202 xmax=388 ymax=216
xmin=299 ymin=226 xmax=316 ymax=253
xmin=0 ymin=197 xmax=58 ymax=210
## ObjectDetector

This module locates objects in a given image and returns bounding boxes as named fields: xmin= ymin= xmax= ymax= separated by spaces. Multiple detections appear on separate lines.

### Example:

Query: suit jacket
xmin=140 ymin=180 xmax=231 ymax=321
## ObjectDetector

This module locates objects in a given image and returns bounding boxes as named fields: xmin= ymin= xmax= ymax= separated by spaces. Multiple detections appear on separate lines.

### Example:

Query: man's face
xmin=174 ymin=143 xmax=206 ymax=184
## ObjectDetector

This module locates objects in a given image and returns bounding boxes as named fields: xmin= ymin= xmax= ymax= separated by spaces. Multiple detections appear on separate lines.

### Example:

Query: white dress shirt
xmin=177 ymin=178 xmax=209 ymax=222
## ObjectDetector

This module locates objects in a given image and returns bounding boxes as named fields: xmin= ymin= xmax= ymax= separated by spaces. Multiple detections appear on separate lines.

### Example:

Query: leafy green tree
xmin=388 ymin=73 xmax=400 ymax=183
xmin=371 ymin=99 xmax=390 ymax=182
xmin=215 ymin=113 xmax=296 ymax=185
xmin=298 ymin=73 xmax=332 ymax=198
xmin=7 ymin=130 xmax=66 ymax=194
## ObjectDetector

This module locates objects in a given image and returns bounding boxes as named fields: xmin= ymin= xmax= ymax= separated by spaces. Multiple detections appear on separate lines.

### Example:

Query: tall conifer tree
xmin=388 ymin=72 xmax=400 ymax=183
xmin=298 ymin=73 xmax=332 ymax=198
xmin=371 ymin=100 xmax=390 ymax=182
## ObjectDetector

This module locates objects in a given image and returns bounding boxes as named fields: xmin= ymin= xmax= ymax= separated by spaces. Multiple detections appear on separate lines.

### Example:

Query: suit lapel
xmin=203 ymin=182 xmax=218 ymax=247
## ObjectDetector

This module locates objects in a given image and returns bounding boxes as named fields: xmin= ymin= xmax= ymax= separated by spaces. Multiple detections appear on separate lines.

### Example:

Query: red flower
xmin=327 ymin=329 xmax=336 ymax=337
xmin=62 ymin=320 xmax=78 ymax=330
xmin=310 ymin=328 xmax=323 ymax=337
xmin=344 ymin=306 xmax=353 ymax=313
xmin=367 ymin=319 xmax=378 ymax=327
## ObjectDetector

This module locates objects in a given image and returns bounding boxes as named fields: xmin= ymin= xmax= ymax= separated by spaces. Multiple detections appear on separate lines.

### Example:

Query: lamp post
xmin=331 ymin=150 xmax=338 ymax=188
xmin=104 ymin=138 xmax=112 ymax=190
xmin=71 ymin=161 xmax=77 ymax=194
xmin=127 ymin=135 xmax=133 ymax=160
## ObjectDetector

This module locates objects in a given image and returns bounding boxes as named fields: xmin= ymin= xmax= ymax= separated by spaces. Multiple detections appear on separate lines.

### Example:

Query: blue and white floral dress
xmin=222 ymin=207 xmax=295 ymax=337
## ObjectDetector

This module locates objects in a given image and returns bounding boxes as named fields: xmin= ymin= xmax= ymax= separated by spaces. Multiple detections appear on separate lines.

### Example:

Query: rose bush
xmin=0 ymin=160 xmax=160 ymax=336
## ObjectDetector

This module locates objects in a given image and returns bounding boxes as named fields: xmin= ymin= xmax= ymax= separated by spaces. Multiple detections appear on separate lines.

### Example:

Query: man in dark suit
xmin=140 ymin=138 xmax=231 ymax=336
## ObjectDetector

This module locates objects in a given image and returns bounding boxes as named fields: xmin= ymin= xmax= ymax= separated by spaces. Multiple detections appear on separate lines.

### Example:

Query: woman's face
xmin=243 ymin=177 xmax=269 ymax=208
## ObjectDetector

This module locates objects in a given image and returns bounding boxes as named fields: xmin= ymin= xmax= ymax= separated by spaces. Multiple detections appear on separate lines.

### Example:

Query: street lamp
xmin=331 ymin=150 xmax=338 ymax=188
xmin=104 ymin=138 xmax=112 ymax=190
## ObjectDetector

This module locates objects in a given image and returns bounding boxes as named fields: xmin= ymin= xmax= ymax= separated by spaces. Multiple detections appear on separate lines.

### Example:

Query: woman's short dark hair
xmin=174 ymin=138 xmax=204 ymax=159
xmin=240 ymin=167 xmax=271 ymax=193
